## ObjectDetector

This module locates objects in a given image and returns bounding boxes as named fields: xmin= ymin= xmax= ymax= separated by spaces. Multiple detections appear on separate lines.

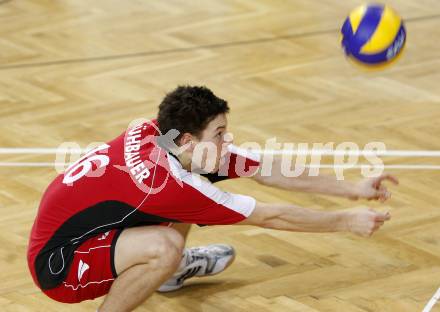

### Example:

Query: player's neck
xmin=177 ymin=153 xmax=192 ymax=172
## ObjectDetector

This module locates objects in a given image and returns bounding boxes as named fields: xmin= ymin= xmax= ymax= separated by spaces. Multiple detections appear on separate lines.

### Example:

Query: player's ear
xmin=178 ymin=133 xmax=195 ymax=152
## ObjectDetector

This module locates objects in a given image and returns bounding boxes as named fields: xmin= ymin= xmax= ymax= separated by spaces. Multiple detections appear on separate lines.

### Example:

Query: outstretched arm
xmin=238 ymin=201 xmax=390 ymax=237
xmin=252 ymin=156 xmax=399 ymax=201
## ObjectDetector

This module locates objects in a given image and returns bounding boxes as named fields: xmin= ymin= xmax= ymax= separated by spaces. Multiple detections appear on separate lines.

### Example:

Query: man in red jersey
xmin=28 ymin=86 xmax=398 ymax=311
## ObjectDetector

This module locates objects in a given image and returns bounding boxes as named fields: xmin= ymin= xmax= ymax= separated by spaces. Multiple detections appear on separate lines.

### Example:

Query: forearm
xmin=280 ymin=174 xmax=358 ymax=198
xmin=240 ymin=202 xmax=389 ymax=237
xmin=256 ymin=170 xmax=359 ymax=199
xmin=257 ymin=203 xmax=349 ymax=233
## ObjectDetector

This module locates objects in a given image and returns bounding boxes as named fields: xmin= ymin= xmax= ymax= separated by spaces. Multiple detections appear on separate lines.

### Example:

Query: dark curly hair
xmin=158 ymin=85 xmax=230 ymax=144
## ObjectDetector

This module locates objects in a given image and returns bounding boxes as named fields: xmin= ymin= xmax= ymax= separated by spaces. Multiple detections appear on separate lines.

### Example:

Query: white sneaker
xmin=157 ymin=244 xmax=235 ymax=292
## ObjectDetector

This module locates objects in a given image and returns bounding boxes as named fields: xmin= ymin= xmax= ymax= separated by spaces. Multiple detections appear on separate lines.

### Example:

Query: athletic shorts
xmin=41 ymin=229 xmax=122 ymax=303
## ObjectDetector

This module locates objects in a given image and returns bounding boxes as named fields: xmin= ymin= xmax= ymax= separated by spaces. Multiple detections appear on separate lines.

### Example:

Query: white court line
xmin=2 ymin=162 xmax=440 ymax=170
xmin=0 ymin=148 xmax=83 ymax=154
xmin=308 ymin=165 xmax=440 ymax=170
xmin=0 ymin=162 xmax=65 ymax=167
xmin=2 ymin=147 xmax=440 ymax=157
xmin=423 ymin=287 xmax=440 ymax=312
xmin=256 ymin=149 xmax=440 ymax=157
xmin=1 ymin=147 xmax=440 ymax=170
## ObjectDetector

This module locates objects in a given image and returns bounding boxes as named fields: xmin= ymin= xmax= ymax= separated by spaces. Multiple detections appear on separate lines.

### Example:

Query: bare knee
xmin=151 ymin=227 xmax=185 ymax=268
xmin=115 ymin=226 xmax=185 ymax=275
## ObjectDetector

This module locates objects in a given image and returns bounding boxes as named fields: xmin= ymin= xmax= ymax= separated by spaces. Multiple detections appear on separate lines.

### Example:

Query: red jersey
xmin=28 ymin=119 xmax=260 ymax=291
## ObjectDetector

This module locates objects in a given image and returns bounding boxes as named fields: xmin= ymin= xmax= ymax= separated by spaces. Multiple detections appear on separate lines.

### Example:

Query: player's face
xmin=192 ymin=113 xmax=230 ymax=173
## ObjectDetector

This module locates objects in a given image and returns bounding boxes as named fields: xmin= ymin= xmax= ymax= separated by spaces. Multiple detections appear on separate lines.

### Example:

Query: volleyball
xmin=341 ymin=4 xmax=406 ymax=67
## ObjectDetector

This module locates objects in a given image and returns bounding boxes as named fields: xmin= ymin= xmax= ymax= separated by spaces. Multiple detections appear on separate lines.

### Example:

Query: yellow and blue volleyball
xmin=341 ymin=4 xmax=406 ymax=67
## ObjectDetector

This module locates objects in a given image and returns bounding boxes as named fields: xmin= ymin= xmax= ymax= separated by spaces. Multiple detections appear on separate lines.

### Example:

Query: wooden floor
xmin=1 ymin=0 xmax=440 ymax=311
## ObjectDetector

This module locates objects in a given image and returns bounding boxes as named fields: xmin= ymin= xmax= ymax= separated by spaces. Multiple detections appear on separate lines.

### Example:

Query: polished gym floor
xmin=1 ymin=0 xmax=440 ymax=311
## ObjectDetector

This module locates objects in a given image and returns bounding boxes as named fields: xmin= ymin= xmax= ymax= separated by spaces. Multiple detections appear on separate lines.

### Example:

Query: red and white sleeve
xmin=148 ymin=155 xmax=257 ymax=225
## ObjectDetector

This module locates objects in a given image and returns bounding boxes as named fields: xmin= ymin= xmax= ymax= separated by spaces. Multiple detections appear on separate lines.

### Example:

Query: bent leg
xmin=170 ymin=223 xmax=192 ymax=242
xmin=99 ymin=226 xmax=184 ymax=312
